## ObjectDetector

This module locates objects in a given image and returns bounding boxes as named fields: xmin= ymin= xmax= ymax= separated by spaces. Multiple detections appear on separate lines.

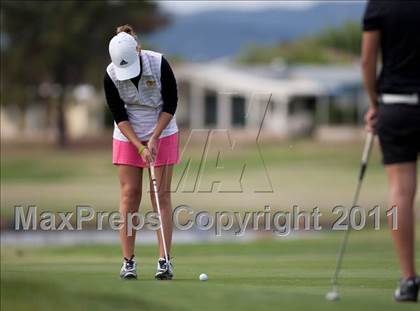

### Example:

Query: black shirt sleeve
xmin=363 ymin=0 xmax=383 ymax=31
xmin=103 ymin=73 xmax=129 ymax=124
xmin=160 ymin=57 xmax=178 ymax=116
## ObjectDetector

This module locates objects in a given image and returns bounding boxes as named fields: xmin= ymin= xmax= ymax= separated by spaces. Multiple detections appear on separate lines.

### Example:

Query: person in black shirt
xmin=362 ymin=0 xmax=420 ymax=302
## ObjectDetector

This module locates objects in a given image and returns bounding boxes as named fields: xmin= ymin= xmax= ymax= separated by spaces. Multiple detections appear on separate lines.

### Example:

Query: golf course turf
xmin=1 ymin=229 xmax=419 ymax=311
xmin=2 ymin=141 xmax=419 ymax=310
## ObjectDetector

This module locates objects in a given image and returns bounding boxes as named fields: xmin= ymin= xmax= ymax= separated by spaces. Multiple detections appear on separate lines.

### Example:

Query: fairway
xmin=3 ymin=139 xmax=419 ymax=227
xmin=1 ymin=230 xmax=419 ymax=311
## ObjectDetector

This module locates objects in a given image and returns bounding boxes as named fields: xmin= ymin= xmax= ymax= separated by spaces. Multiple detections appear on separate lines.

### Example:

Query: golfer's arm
xmin=151 ymin=57 xmax=178 ymax=139
xmin=104 ymin=73 xmax=143 ymax=148
xmin=116 ymin=121 xmax=143 ymax=148
xmin=361 ymin=31 xmax=380 ymax=108
xmin=152 ymin=112 xmax=175 ymax=139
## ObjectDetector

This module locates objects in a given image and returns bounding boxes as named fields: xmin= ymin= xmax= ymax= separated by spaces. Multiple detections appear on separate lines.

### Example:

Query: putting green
xmin=1 ymin=229 xmax=419 ymax=310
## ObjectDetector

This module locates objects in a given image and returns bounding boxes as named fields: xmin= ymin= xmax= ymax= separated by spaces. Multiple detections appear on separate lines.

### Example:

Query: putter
xmin=150 ymin=165 xmax=170 ymax=265
xmin=326 ymin=132 xmax=375 ymax=301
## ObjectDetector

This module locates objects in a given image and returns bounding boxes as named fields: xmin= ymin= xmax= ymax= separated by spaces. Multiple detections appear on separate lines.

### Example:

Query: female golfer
xmin=104 ymin=25 xmax=178 ymax=280
xmin=363 ymin=1 xmax=420 ymax=302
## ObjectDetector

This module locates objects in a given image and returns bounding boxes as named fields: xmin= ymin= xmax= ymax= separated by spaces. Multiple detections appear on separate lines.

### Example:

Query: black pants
xmin=377 ymin=104 xmax=420 ymax=165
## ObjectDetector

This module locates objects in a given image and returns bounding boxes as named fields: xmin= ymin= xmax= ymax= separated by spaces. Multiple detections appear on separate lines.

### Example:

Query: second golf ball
xmin=199 ymin=273 xmax=208 ymax=281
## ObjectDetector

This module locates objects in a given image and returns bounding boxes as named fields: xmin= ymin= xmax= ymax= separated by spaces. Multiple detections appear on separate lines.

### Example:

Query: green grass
xmin=4 ymin=139 xmax=414 ymax=228
xmin=1 ymin=230 xmax=419 ymax=311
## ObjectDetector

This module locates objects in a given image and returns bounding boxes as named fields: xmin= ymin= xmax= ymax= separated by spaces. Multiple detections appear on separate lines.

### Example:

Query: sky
xmin=156 ymin=1 xmax=366 ymax=15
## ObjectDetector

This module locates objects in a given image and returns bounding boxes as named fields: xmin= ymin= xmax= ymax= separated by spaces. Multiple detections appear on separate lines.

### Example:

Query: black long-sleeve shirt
xmin=104 ymin=56 xmax=178 ymax=124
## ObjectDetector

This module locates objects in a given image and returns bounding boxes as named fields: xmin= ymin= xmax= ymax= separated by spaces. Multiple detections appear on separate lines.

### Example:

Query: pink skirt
xmin=113 ymin=133 xmax=179 ymax=168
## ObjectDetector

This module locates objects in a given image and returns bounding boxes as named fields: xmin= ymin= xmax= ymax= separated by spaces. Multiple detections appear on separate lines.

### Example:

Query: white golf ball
xmin=325 ymin=291 xmax=340 ymax=301
xmin=199 ymin=273 xmax=208 ymax=281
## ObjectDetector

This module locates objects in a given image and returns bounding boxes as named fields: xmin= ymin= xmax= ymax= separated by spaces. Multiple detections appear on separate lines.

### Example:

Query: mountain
xmin=144 ymin=3 xmax=366 ymax=61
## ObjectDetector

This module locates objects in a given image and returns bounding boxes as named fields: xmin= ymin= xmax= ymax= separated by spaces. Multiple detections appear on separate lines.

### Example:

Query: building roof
xmin=289 ymin=64 xmax=363 ymax=96
xmin=176 ymin=61 xmax=363 ymax=98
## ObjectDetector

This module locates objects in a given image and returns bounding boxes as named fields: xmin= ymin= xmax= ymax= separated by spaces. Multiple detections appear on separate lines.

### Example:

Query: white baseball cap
xmin=109 ymin=32 xmax=140 ymax=80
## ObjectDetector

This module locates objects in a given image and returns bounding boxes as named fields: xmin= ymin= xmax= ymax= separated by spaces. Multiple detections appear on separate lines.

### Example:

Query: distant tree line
xmin=237 ymin=21 xmax=362 ymax=65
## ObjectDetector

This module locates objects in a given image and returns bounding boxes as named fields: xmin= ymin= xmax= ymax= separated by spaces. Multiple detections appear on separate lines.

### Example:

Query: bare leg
xmin=385 ymin=162 xmax=417 ymax=279
xmin=149 ymin=165 xmax=174 ymax=258
xmin=118 ymin=165 xmax=143 ymax=259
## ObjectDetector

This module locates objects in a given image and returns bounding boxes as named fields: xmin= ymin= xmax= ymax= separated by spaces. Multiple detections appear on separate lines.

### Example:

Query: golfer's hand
xmin=147 ymin=136 xmax=158 ymax=160
xmin=138 ymin=145 xmax=153 ymax=164
xmin=364 ymin=106 xmax=377 ymax=133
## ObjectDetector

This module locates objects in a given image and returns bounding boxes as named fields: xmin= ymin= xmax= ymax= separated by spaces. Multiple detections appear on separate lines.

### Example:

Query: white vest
xmin=106 ymin=50 xmax=178 ymax=141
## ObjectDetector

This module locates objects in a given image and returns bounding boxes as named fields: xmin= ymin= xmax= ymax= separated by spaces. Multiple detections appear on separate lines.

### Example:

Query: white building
xmin=175 ymin=62 xmax=368 ymax=139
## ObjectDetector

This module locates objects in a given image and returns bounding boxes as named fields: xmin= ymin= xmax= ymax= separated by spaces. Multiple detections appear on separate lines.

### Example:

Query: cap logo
xmin=120 ymin=59 xmax=128 ymax=66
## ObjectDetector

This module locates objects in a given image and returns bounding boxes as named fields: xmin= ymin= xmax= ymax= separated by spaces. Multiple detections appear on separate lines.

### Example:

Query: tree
xmin=318 ymin=21 xmax=361 ymax=55
xmin=1 ymin=0 xmax=169 ymax=146
xmin=237 ymin=21 xmax=361 ymax=65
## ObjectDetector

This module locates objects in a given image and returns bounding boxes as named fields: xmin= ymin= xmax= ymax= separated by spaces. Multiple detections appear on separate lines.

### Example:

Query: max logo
xmin=120 ymin=59 xmax=128 ymax=66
